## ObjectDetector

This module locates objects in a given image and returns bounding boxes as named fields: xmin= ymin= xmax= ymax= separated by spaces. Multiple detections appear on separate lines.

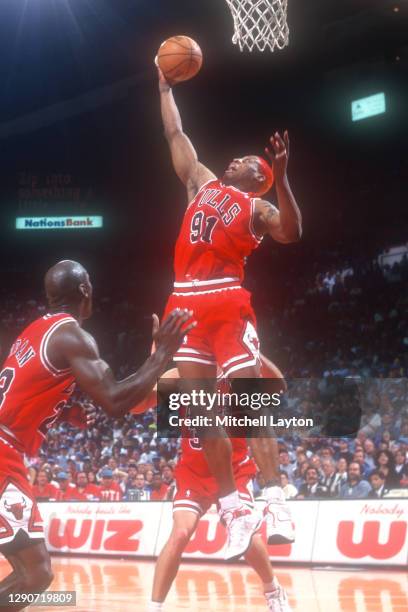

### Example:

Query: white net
xmin=225 ymin=0 xmax=289 ymax=52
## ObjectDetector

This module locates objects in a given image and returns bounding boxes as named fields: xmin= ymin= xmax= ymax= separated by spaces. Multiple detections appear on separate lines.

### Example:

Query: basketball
xmin=157 ymin=35 xmax=202 ymax=84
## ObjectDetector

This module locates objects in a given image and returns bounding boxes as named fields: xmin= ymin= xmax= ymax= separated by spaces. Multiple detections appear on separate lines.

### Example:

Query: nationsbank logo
xmin=16 ymin=216 xmax=103 ymax=230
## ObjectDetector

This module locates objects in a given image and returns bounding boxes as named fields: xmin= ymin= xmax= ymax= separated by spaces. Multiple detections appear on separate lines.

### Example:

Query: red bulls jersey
xmin=0 ymin=313 xmax=76 ymax=457
xmin=174 ymin=179 xmax=262 ymax=283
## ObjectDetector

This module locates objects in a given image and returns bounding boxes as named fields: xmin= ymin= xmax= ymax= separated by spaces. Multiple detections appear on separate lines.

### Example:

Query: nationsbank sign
xmin=351 ymin=93 xmax=386 ymax=122
xmin=16 ymin=216 xmax=104 ymax=230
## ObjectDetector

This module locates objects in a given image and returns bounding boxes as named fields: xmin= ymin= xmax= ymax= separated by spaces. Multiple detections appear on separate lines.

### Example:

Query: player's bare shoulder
xmin=47 ymin=319 xmax=99 ymax=371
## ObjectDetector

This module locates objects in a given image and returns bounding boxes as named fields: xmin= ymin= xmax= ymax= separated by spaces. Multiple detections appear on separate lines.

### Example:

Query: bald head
xmin=45 ymin=260 xmax=92 ymax=319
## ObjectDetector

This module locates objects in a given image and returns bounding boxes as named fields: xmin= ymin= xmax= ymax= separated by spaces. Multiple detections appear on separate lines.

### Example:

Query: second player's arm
xmin=254 ymin=131 xmax=302 ymax=243
xmin=254 ymin=177 xmax=302 ymax=244
xmin=158 ymin=69 xmax=215 ymax=201
xmin=49 ymin=310 xmax=194 ymax=418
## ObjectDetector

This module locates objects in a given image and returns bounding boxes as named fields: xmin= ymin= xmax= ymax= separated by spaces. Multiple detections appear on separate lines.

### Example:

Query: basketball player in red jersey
xmin=0 ymin=259 xmax=194 ymax=611
xmin=148 ymin=369 xmax=292 ymax=612
xmin=157 ymin=66 xmax=301 ymax=560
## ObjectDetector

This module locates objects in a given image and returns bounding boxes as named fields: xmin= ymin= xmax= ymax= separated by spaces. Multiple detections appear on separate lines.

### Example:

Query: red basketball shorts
xmin=173 ymin=458 xmax=256 ymax=516
xmin=163 ymin=278 xmax=260 ymax=377
xmin=0 ymin=437 xmax=44 ymax=552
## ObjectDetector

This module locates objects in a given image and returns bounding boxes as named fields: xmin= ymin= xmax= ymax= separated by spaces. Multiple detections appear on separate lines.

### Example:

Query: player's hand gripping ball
xmin=157 ymin=35 xmax=202 ymax=85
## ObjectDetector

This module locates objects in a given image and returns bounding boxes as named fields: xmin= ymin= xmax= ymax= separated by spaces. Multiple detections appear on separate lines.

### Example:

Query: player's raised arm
xmin=157 ymin=66 xmax=215 ymax=201
xmin=254 ymin=131 xmax=302 ymax=243
xmin=47 ymin=310 xmax=195 ymax=418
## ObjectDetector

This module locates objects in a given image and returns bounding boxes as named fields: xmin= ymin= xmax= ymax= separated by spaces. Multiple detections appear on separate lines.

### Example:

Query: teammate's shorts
xmin=173 ymin=460 xmax=256 ymax=516
xmin=0 ymin=437 xmax=44 ymax=554
xmin=164 ymin=278 xmax=260 ymax=377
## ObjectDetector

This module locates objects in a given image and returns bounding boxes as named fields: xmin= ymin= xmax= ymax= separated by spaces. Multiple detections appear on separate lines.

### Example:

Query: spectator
xmin=363 ymin=438 xmax=376 ymax=471
xmin=336 ymin=439 xmax=353 ymax=463
xmin=394 ymin=450 xmax=408 ymax=486
xmin=145 ymin=469 xmax=154 ymax=488
xmin=150 ymin=472 xmax=169 ymax=501
xmin=99 ymin=468 xmax=123 ymax=501
xmin=374 ymin=412 xmax=399 ymax=445
xmin=296 ymin=467 xmax=329 ymax=499
xmin=336 ymin=457 xmax=349 ymax=488
xmin=367 ymin=471 xmax=388 ymax=499
xmin=321 ymin=459 xmax=342 ymax=497
xmin=87 ymin=471 xmax=98 ymax=485
xmin=56 ymin=472 xmax=81 ymax=501
xmin=123 ymin=462 xmax=139 ymax=496
xmin=125 ymin=473 xmax=150 ymax=501
xmin=319 ymin=447 xmax=334 ymax=461
xmin=375 ymin=450 xmax=399 ymax=489
xmin=139 ymin=443 xmax=157 ymax=464
xmin=33 ymin=470 xmax=60 ymax=501
xmin=107 ymin=458 xmax=118 ymax=472
xmin=294 ymin=449 xmax=308 ymax=469
xmin=352 ymin=449 xmax=371 ymax=479
xmin=162 ymin=465 xmax=175 ymax=487
xmin=339 ymin=463 xmax=371 ymax=499
xmin=76 ymin=472 xmax=101 ymax=501
xmin=294 ymin=461 xmax=309 ymax=490
xmin=279 ymin=450 xmax=295 ymax=482
xmin=309 ymin=455 xmax=323 ymax=478
xmin=280 ymin=471 xmax=298 ymax=499
xmin=56 ymin=446 xmax=69 ymax=470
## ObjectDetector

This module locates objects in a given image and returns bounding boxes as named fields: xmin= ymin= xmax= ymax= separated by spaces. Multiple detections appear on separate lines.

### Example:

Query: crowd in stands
xmin=1 ymin=247 xmax=408 ymax=501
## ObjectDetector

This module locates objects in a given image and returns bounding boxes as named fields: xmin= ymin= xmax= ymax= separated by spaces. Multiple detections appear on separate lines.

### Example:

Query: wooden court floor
xmin=1 ymin=556 xmax=407 ymax=611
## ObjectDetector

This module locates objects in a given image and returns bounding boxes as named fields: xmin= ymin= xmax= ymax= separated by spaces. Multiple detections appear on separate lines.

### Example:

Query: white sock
xmin=264 ymin=485 xmax=284 ymax=501
xmin=147 ymin=602 xmax=163 ymax=611
xmin=219 ymin=490 xmax=240 ymax=511
xmin=264 ymin=577 xmax=278 ymax=593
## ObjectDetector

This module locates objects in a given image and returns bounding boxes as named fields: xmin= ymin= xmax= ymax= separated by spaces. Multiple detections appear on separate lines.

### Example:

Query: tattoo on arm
xmin=262 ymin=203 xmax=279 ymax=224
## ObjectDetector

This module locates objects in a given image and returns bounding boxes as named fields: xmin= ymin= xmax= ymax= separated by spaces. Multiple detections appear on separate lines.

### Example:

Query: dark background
xmin=0 ymin=0 xmax=407 ymax=367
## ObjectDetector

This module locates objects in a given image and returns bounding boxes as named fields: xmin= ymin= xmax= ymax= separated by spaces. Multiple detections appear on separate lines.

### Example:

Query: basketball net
xmin=225 ymin=0 xmax=289 ymax=52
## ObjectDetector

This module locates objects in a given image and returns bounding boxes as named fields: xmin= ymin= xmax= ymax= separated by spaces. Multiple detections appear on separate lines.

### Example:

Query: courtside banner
xmin=15 ymin=216 xmax=103 ymax=230
xmin=312 ymin=499 xmax=408 ymax=565
xmin=41 ymin=502 xmax=163 ymax=556
xmin=39 ymin=499 xmax=408 ymax=565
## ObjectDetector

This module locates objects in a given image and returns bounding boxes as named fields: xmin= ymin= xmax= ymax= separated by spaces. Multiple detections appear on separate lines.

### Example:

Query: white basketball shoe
xmin=221 ymin=505 xmax=262 ymax=561
xmin=265 ymin=579 xmax=292 ymax=611
xmin=263 ymin=486 xmax=295 ymax=545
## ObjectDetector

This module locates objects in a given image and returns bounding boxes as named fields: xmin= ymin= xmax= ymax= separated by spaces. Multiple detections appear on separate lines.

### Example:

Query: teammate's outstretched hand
xmin=265 ymin=131 xmax=290 ymax=182
xmin=152 ymin=309 xmax=196 ymax=356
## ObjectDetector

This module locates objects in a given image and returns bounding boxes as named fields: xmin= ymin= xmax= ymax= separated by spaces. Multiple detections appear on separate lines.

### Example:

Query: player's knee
xmin=170 ymin=527 xmax=192 ymax=549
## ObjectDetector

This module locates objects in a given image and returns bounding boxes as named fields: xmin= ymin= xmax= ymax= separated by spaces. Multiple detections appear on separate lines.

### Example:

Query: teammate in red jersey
xmin=0 ymin=259 xmax=194 ymax=611
xmin=157 ymin=66 xmax=301 ymax=559
xmin=148 ymin=370 xmax=292 ymax=612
